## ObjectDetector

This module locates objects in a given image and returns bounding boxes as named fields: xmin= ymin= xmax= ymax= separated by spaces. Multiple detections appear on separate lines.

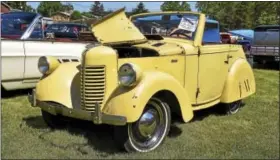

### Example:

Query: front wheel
xmin=114 ymin=97 xmax=171 ymax=152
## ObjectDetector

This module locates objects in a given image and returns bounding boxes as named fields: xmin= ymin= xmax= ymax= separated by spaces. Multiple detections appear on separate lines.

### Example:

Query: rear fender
xmin=220 ymin=58 xmax=256 ymax=103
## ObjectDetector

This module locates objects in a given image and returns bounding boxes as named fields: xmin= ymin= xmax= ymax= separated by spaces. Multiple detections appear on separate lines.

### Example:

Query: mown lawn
xmin=1 ymin=69 xmax=279 ymax=159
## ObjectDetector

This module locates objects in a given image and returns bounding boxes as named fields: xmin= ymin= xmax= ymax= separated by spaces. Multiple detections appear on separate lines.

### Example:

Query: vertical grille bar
xmin=80 ymin=63 xmax=106 ymax=112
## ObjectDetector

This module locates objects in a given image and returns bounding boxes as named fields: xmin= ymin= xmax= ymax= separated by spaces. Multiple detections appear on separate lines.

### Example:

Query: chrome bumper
xmin=28 ymin=89 xmax=127 ymax=126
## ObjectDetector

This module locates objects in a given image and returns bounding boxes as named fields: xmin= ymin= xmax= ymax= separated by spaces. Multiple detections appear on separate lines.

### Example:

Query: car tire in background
xmin=113 ymin=97 xmax=171 ymax=152
xmin=41 ymin=110 xmax=67 ymax=129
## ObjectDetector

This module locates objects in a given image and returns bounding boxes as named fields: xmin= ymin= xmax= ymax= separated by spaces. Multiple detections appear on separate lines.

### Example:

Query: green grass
xmin=1 ymin=69 xmax=279 ymax=159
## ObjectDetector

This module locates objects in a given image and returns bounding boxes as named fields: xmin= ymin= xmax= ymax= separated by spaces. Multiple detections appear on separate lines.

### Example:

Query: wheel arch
xmin=220 ymin=58 xmax=256 ymax=103
xmin=103 ymin=71 xmax=194 ymax=123
xmin=152 ymin=90 xmax=183 ymax=122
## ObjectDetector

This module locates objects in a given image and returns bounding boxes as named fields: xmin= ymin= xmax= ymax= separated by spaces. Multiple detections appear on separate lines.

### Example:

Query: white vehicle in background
xmin=250 ymin=25 xmax=279 ymax=64
xmin=1 ymin=12 xmax=95 ymax=91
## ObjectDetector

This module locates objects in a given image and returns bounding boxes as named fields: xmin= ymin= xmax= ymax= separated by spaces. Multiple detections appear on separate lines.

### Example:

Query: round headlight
xmin=38 ymin=56 xmax=60 ymax=75
xmin=118 ymin=63 xmax=141 ymax=87
xmin=38 ymin=56 xmax=49 ymax=74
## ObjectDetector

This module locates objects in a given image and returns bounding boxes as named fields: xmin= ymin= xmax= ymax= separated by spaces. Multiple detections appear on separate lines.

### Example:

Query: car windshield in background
xmin=1 ymin=12 xmax=37 ymax=37
xmin=46 ymin=24 xmax=88 ymax=33
xmin=131 ymin=13 xmax=199 ymax=40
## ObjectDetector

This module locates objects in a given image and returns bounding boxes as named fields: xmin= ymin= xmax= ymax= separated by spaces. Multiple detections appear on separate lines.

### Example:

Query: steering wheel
xmin=169 ymin=31 xmax=192 ymax=40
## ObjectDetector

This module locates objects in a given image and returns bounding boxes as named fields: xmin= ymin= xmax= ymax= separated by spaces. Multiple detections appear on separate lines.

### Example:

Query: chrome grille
xmin=81 ymin=65 xmax=106 ymax=112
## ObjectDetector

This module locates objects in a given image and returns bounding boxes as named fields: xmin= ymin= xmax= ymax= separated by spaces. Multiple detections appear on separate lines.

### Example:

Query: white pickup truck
xmin=1 ymin=12 xmax=95 ymax=91
xmin=250 ymin=25 xmax=279 ymax=64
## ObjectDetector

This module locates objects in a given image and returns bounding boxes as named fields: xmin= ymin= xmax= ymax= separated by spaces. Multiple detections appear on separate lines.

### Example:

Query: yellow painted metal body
xmin=35 ymin=9 xmax=256 ymax=125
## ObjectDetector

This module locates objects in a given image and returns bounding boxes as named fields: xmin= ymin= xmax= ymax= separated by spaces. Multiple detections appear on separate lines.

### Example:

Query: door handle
xmin=224 ymin=55 xmax=233 ymax=64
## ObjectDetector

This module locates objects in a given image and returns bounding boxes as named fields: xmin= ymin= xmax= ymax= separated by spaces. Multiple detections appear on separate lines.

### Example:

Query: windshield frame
xmin=130 ymin=12 xmax=205 ymax=46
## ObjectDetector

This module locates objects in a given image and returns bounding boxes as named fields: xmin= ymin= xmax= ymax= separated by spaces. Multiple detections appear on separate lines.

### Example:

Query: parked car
xmin=220 ymin=30 xmax=253 ymax=54
xmin=220 ymin=32 xmax=234 ymax=44
xmin=29 ymin=8 xmax=255 ymax=153
xmin=45 ymin=23 xmax=90 ymax=39
xmin=229 ymin=29 xmax=254 ymax=54
xmin=250 ymin=25 xmax=279 ymax=64
xmin=1 ymin=11 xmax=95 ymax=91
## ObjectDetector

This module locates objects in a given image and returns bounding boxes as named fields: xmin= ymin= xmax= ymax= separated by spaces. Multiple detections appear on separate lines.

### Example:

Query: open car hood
xmin=91 ymin=8 xmax=147 ymax=45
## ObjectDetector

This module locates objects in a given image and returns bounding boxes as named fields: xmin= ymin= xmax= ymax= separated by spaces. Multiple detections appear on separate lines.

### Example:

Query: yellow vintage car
xmin=29 ymin=8 xmax=256 ymax=152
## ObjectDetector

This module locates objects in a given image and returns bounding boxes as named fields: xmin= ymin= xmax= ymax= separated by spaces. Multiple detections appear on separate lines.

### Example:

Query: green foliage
xmin=62 ymin=2 xmax=74 ymax=13
xmin=161 ymin=2 xmax=191 ymax=11
xmin=81 ymin=12 xmax=93 ymax=18
xmin=4 ymin=1 xmax=35 ymax=12
xmin=90 ymin=1 xmax=105 ymax=17
xmin=196 ymin=2 xmax=280 ymax=29
xmin=131 ymin=2 xmax=149 ymax=15
xmin=37 ymin=2 xmax=63 ymax=17
xmin=70 ymin=10 xmax=82 ymax=20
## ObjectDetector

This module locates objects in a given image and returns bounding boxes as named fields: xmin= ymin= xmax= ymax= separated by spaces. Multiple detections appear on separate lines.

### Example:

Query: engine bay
xmin=113 ymin=46 xmax=159 ymax=58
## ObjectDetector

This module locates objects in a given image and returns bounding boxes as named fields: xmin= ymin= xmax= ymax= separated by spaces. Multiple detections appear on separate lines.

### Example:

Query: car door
xmin=196 ymin=22 xmax=230 ymax=104
xmin=196 ymin=44 xmax=230 ymax=104
xmin=1 ymin=40 xmax=25 ymax=82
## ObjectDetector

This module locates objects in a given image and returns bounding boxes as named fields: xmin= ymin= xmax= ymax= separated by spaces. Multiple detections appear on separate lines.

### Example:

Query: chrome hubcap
xmin=128 ymin=100 xmax=166 ymax=149
xmin=138 ymin=109 xmax=158 ymax=139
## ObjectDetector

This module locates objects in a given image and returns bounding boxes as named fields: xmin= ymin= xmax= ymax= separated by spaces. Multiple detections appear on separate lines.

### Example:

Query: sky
xmin=27 ymin=2 xmax=197 ymax=12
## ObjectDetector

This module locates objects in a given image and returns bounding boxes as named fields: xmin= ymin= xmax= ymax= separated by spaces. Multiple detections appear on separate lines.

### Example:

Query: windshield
xmin=131 ymin=13 xmax=199 ymax=40
xmin=46 ymin=24 xmax=89 ymax=33
xmin=1 ymin=12 xmax=37 ymax=37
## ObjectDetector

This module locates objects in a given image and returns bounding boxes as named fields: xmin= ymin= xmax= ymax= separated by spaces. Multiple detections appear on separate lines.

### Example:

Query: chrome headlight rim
xmin=38 ymin=56 xmax=50 ymax=75
xmin=118 ymin=63 xmax=140 ymax=87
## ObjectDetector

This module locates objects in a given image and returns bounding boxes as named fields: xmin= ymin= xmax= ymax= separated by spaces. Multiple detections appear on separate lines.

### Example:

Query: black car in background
xmin=45 ymin=23 xmax=90 ymax=39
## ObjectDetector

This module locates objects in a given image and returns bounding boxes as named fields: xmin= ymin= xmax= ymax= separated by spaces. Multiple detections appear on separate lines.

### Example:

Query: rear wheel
xmin=114 ymin=97 xmax=171 ymax=152
xmin=224 ymin=100 xmax=242 ymax=115
xmin=41 ymin=110 xmax=66 ymax=129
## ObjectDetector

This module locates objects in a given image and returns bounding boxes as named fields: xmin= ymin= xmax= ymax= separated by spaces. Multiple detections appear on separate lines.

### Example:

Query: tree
xmin=90 ymin=1 xmax=105 ymax=17
xmin=62 ymin=2 xmax=74 ymax=13
xmin=104 ymin=9 xmax=114 ymax=15
xmin=196 ymin=2 xmax=279 ymax=29
xmin=131 ymin=2 xmax=149 ymax=15
xmin=81 ymin=12 xmax=93 ymax=18
xmin=37 ymin=2 xmax=63 ymax=17
xmin=4 ymin=1 xmax=35 ymax=12
xmin=70 ymin=10 xmax=82 ymax=20
xmin=161 ymin=2 xmax=191 ymax=11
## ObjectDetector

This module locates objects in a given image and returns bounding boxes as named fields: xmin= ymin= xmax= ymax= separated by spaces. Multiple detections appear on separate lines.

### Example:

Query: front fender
xmin=220 ymin=58 xmax=256 ymax=103
xmin=36 ymin=62 xmax=81 ymax=109
xmin=103 ymin=71 xmax=193 ymax=123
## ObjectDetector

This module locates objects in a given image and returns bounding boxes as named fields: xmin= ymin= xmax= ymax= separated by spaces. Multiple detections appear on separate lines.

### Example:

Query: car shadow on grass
xmin=23 ymin=115 xmax=121 ymax=155
xmin=22 ymin=102 xmax=246 ymax=155
xmin=1 ymin=88 xmax=31 ymax=99
xmin=190 ymin=102 xmax=246 ymax=122
xmin=23 ymin=115 xmax=188 ymax=154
